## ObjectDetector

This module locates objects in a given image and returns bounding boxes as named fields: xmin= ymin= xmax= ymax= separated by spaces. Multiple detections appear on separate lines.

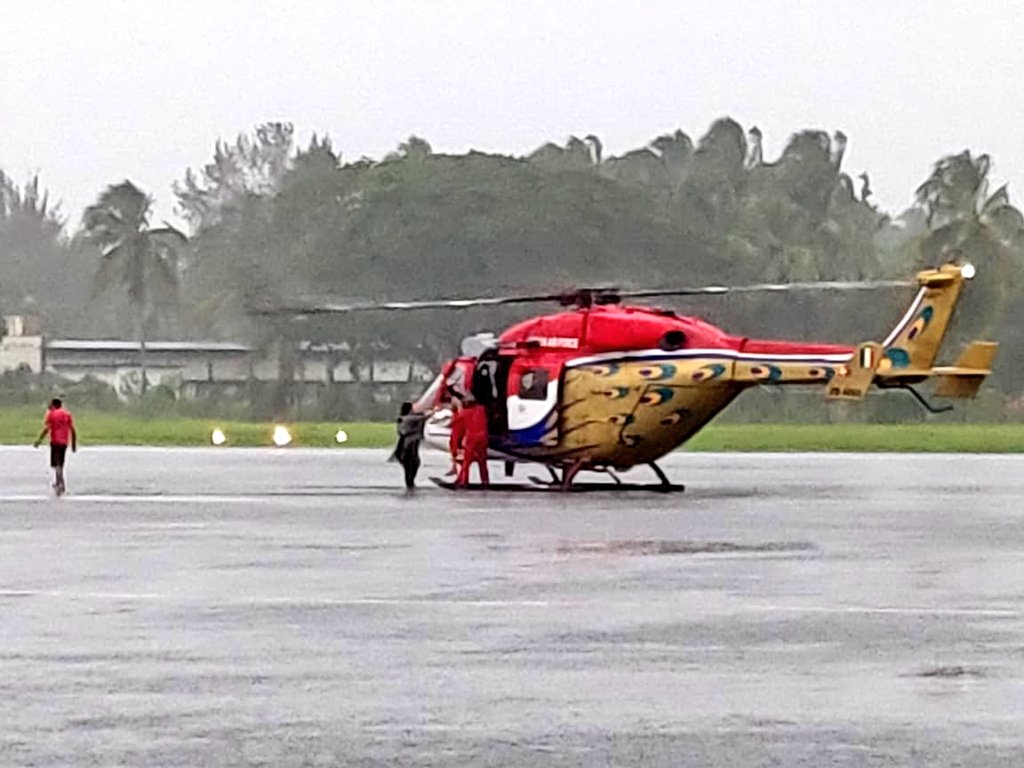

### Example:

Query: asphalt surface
xmin=1 ymin=446 xmax=1023 ymax=766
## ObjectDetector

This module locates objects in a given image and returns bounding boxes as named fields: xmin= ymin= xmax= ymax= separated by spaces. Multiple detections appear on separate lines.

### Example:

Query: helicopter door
xmin=506 ymin=360 xmax=560 ymax=447
xmin=471 ymin=353 xmax=510 ymax=435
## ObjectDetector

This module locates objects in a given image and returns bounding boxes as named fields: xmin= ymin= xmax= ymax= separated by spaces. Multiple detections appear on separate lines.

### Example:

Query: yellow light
xmin=211 ymin=428 xmax=227 ymax=446
xmin=335 ymin=429 xmax=349 ymax=444
xmin=272 ymin=425 xmax=292 ymax=447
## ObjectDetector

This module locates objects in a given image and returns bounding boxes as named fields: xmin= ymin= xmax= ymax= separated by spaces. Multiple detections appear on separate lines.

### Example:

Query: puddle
xmin=914 ymin=665 xmax=987 ymax=679
xmin=555 ymin=539 xmax=815 ymax=556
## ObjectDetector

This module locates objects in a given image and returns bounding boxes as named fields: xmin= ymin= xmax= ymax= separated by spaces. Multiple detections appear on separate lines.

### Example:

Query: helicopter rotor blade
xmin=613 ymin=278 xmax=915 ymax=300
xmin=247 ymin=286 xmax=635 ymax=316
xmin=248 ymin=292 xmax=576 ymax=316
xmin=248 ymin=278 xmax=916 ymax=316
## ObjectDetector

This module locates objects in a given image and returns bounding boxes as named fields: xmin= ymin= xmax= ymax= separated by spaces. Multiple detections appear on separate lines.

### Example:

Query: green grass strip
xmin=685 ymin=423 xmax=1024 ymax=452
xmin=0 ymin=407 xmax=394 ymax=448
xmin=2 ymin=407 xmax=1023 ymax=451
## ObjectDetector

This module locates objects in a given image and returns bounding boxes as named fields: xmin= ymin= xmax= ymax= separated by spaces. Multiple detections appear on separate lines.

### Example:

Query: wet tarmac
xmin=1 ymin=446 xmax=1023 ymax=766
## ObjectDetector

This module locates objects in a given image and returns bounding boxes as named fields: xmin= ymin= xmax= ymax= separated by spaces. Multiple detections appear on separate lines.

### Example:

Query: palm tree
xmin=82 ymin=181 xmax=187 ymax=394
xmin=914 ymin=151 xmax=1024 ymax=338
xmin=651 ymin=130 xmax=694 ymax=190
xmin=677 ymin=118 xmax=748 ymax=242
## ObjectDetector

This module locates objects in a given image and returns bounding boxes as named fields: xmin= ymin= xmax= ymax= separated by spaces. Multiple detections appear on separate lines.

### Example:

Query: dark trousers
xmin=402 ymin=455 xmax=421 ymax=489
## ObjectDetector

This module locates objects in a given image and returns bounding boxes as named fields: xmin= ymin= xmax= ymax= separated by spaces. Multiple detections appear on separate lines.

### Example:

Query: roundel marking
xmin=606 ymin=413 xmax=635 ymax=426
xmin=638 ymin=364 xmax=677 ymax=381
xmin=750 ymin=364 xmax=782 ymax=380
xmin=808 ymin=367 xmax=835 ymax=380
xmin=660 ymin=408 xmax=692 ymax=426
xmin=603 ymin=387 xmax=631 ymax=400
xmin=586 ymin=363 xmax=620 ymax=377
xmin=639 ymin=387 xmax=674 ymax=406
xmin=886 ymin=348 xmax=911 ymax=368
xmin=907 ymin=305 xmax=935 ymax=341
xmin=692 ymin=363 xmax=726 ymax=382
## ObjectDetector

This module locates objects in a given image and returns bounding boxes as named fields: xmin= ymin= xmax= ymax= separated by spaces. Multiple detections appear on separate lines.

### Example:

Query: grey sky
xmin=3 ymin=0 xmax=1023 ymax=227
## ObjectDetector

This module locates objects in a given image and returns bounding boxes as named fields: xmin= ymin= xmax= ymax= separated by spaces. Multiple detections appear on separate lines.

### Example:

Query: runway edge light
xmin=272 ymin=425 xmax=292 ymax=447
xmin=335 ymin=429 xmax=349 ymax=444
xmin=211 ymin=428 xmax=227 ymax=446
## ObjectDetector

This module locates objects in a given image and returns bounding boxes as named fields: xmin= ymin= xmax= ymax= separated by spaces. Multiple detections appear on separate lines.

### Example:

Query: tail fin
xmin=932 ymin=341 xmax=998 ymax=398
xmin=826 ymin=262 xmax=996 ymax=403
xmin=879 ymin=263 xmax=969 ymax=375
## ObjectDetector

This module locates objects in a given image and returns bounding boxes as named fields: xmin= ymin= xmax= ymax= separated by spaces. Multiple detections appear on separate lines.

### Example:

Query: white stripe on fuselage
xmin=566 ymin=347 xmax=853 ymax=368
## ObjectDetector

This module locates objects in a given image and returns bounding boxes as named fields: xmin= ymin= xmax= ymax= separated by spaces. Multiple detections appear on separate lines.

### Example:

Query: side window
xmin=518 ymin=368 xmax=549 ymax=400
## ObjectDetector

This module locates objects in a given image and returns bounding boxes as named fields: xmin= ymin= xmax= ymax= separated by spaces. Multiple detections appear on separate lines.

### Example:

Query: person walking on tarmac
xmin=455 ymin=399 xmax=490 ymax=488
xmin=33 ymin=397 xmax=77 ymax=496
xmin=392 ymin=401 xmax=428 ymax=490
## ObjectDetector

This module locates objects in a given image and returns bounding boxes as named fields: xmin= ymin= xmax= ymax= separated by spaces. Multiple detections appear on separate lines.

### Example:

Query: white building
xmin=0 ymin=315 xmax=433 ymax=399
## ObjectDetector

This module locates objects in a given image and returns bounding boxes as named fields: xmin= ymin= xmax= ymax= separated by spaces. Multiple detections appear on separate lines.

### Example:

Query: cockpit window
xmin=518 ymin=368 xmax=549 ymax=400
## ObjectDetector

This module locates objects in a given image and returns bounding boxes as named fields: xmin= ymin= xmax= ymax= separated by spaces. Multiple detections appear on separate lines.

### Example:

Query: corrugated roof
xmin=47 ymin=340 xmax=252 ymax=353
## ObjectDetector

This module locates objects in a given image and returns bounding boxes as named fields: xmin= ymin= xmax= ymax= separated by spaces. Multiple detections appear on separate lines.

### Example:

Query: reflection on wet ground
xmin=554 ymin=539 xmax=815 ymax=555
xmin=1 ymin=447 xmax=1023 ymax=766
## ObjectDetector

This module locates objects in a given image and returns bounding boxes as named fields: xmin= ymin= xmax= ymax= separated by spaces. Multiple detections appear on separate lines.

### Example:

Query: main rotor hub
xmin=558 ymin=288 xmax=622 ymax=308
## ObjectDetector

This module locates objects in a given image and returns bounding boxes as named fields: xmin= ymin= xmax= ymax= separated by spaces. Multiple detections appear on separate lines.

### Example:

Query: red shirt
xmin=45 ymin=407 xmax=74 ymax=446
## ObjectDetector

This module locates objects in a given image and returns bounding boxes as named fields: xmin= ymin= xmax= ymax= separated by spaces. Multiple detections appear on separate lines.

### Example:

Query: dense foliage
xmin=2 ymin=118 xmax=1023 ymax=414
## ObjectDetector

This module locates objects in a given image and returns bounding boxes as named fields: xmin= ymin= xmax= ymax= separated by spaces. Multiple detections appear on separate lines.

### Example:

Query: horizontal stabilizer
xmin=933 ymin=341 xmax=998 ymax=399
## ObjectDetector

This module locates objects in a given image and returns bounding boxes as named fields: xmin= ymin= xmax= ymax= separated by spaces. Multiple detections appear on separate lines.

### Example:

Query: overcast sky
xmin=2 ymin=0 xmax=1023 ymax=227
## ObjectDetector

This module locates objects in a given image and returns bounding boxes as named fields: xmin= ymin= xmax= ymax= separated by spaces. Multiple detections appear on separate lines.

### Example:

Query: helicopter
xmin=255 ymin=261 xmax=995 ymax=491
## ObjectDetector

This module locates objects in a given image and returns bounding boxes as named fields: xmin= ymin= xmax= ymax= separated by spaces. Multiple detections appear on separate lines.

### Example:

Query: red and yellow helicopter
xmin=261 ymin=261 xmax=995 ymax=491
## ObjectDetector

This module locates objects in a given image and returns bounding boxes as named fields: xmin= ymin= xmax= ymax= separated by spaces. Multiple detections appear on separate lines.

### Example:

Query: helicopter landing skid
xmin=430 ymin=477 xmax=685 ymax=493
xmin=525 ymin=461 xmax=684 ymax=493
xmin=527 ymin=476 xmax=685 ymax=493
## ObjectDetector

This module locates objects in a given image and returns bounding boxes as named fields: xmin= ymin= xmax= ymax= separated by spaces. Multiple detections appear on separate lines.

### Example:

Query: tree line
xmin=2 ymin=118 xmax=1022 ymax=410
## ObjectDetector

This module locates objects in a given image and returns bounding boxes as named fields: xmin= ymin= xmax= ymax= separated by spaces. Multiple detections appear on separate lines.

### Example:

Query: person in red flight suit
xmin=455 ymin=401 xmax=490 ymax=488
xmin=446 ymin=397 xmax=465 ymax=477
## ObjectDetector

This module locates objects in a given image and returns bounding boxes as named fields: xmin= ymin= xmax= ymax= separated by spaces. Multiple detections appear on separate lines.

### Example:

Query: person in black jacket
xmin=392 ymin=401 xmax=429 ymax=490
